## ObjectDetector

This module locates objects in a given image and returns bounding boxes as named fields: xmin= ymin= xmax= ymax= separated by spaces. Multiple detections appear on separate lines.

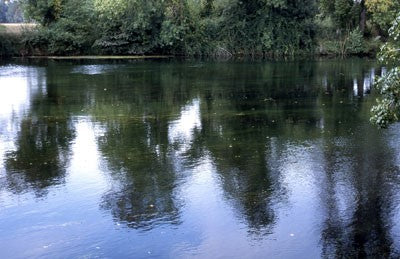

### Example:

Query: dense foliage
xmin=13 ymin=0 xmax=329 ymax=56
xmin=25 ymin=0 xmax=97 ymax=55
xmin=211 ymin=0 xmax=316 ymax=56
xmin=365 ymin=0 xmax=400 ymax=35
xmin=371 ymin=14 xmax=400 ymax=128
xmin=0 ymin=0 xmax=399 ymax=57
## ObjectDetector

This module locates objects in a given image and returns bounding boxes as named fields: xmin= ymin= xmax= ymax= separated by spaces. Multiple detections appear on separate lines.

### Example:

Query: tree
xmin=200 ymin=0 xmax=213 ymax=17
xmin=370 ymin=14 xmax=400 ymax=127
xmin=23 ymin=0 xmax=63 ymax=25
xmin=94 ymin=0 xmax=166 ymax=54
xmin=318 ymin=0 xmax=367 ymax=31
xmin=365 ymin=0 xmax=400 ymax=36
xmin=214 ymin=0 xmax=317 ymax=56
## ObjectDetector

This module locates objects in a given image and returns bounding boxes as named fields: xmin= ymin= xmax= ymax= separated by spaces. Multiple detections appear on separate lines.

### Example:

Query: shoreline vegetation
xmin=0 ymin=24 xmax=381 ymax=59
xmin=0 ymin=1 xmax=399 ymax=59
xmin=26 ymin=55 xmax=174 ymax=59
xmin=0 ymin=22 xmax=379 ymax=60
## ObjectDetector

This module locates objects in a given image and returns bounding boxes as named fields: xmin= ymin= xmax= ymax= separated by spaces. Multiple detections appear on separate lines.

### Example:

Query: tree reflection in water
xmin=95 ymin=64 xmax=201 ymax=229
xmin=318 ymin=125 xmax=400 ymax=258
xmin=98 ymin=118 xmax=182 ymax=230
xmin=3 ymin=59 xmax=400 ymax=257
xmin=2 ymin=68 xmax=75 ymax=197
xmin=5 ymin=117 xmax=73 ymax=197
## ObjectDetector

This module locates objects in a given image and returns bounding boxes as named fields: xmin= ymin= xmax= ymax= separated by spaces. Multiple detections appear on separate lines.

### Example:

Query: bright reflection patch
xmin=0 ymin=72 xmax=34 ymax=179
xmin=0 ymin=77 xmax=29 ymax=117
xmin=69 ymin=120 xmax=104 ymax=183
xmin=71 ymin=65 xmax=122 ymax=75
xmin=168 ymin=98 xmax=201 ymax=152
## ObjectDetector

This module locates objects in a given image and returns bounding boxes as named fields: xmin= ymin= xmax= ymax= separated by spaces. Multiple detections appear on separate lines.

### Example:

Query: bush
xmin=317 ymin=28 xmax=369 ymax=56
xmin=23 ymin=0 xmax=97 ymax=55
xmin=0 ymin=34 xmax=15 ymax=57
xmin=0 ymin=30 xmax=24 ymax=57
xmin=345 ymin=28 xmax=365 ymax=55
xmin=94 ymin=0 xmax=164 ymax=55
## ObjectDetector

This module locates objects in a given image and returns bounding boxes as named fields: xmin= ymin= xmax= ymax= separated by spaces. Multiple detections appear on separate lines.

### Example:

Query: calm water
xmin=0 ymin=58 xmax=399 ymax=258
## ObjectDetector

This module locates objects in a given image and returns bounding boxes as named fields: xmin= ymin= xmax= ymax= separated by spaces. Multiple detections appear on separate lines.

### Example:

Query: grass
xmin=0 ymin=23 xmax=38 ymax=35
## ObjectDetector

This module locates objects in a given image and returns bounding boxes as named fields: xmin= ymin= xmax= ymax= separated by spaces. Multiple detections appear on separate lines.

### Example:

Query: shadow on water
xmin=2 ymin=58 xmax=400 ymax=257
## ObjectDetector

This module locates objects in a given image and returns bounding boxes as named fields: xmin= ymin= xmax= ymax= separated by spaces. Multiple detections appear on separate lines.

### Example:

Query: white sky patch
xmin=0 ymin=77 xmax=29 ymax=117
xmin=353 ymin=78 xmax=358 ymax=96
xmin=353 ymin=68 xmax=375 ymax=97
xmin=66 ymin=119 xmax=109 ymax=193
xmin=168 ymin=98 xmax=202 ymax=153
xmin=0 ymin=74 xmax=36 ymax=178
xmin=71 ymin=65 xmax=121 ymax=75
xmin=69 ymin=121 xmax=100 ymax=180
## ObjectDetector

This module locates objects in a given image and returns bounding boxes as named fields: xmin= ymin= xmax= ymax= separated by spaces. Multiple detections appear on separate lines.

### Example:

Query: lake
xmin=1 ymin=58 xmax=399 ymax=258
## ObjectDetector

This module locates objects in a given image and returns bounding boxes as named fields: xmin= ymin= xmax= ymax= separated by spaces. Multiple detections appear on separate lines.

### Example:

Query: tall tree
xmin=365 ymin=0 xmax=400 ymax=35
xmin=319 ymin=0 xmax=364 ymax=31
xmin=215 ymin=0 xmax=317 ymax=55
xmin=23 ymin=0 xmax=63 ymax=25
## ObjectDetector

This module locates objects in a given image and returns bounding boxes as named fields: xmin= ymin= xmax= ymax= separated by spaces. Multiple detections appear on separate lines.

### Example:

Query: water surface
xmin=1 ymin=59 xmax=399 ymax=258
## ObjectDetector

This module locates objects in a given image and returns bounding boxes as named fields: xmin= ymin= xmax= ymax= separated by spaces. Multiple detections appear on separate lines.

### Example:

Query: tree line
xmin=0 ymin=0 xmax=399 ymax=57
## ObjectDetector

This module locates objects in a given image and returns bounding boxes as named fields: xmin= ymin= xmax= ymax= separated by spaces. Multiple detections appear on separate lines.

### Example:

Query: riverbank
xmin=0 ymin=23 xmax=380 ymax=59
xmin=0 ymin=23 xmax=37 ymax=34
xmin=26 ymin=55 xmax=173 ymax=60
xmin=0 ymin=23 xmax=37 ymax=57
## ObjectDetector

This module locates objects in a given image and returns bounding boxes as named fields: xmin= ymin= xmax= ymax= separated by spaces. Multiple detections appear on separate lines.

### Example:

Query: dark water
xmin=0 ymin=58 xmax=399 ymax=258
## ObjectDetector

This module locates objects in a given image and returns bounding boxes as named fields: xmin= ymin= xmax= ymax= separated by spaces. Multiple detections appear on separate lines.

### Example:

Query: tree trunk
xmin=359 ymin=0 xmax=366 ymax=34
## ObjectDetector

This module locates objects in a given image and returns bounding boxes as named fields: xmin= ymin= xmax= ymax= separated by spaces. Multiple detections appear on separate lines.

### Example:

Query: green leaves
xmin=93 ymin=0 xmax=165 ymax=55
xmin=17 ymin=0 xmax=318 ymax=56
xmin=213 ymin=0 xmax=316 ymax=56
xmin=22 ymin=0 xmax=97 ymax=55
xmin=366 ymin=0 xmax=400 ymax=34
xmin=371 ymin=15 xmax=400 ymax=127
xmin=23 ymin=0 xmax=64 ymax=25
xmin=370 ymin=67 xmax=400 ymax=127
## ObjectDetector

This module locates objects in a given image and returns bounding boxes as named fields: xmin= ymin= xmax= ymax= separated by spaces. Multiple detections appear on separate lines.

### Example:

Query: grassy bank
xmin=0 ymin=23 xmax=381 ymax=59
xmin=0 ymin=23 xmax=37 ymax=57
xmin=0 ymin=23 xmax=37 ymax=34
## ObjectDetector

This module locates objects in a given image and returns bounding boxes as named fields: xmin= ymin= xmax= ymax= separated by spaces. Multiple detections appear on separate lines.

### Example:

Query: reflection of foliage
xmin=206 ymin=137 xmax=278 ymax=233
xmin=5 ymin=117 xmax=74 ymax=197
xmin=98 ymin=119 xmax=182 ymax=229
xmin=80 ymin=63 xmax=201 ymax=229
xmin=1 ymin=59 xmax=379 ymax=235
xmin=2 ymin=69 xmax=75 ymax=197
xmin=319 ymin=126 xmax=398 ymax=258
xmin=195 ymin=59 xmax=376 ymax=234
